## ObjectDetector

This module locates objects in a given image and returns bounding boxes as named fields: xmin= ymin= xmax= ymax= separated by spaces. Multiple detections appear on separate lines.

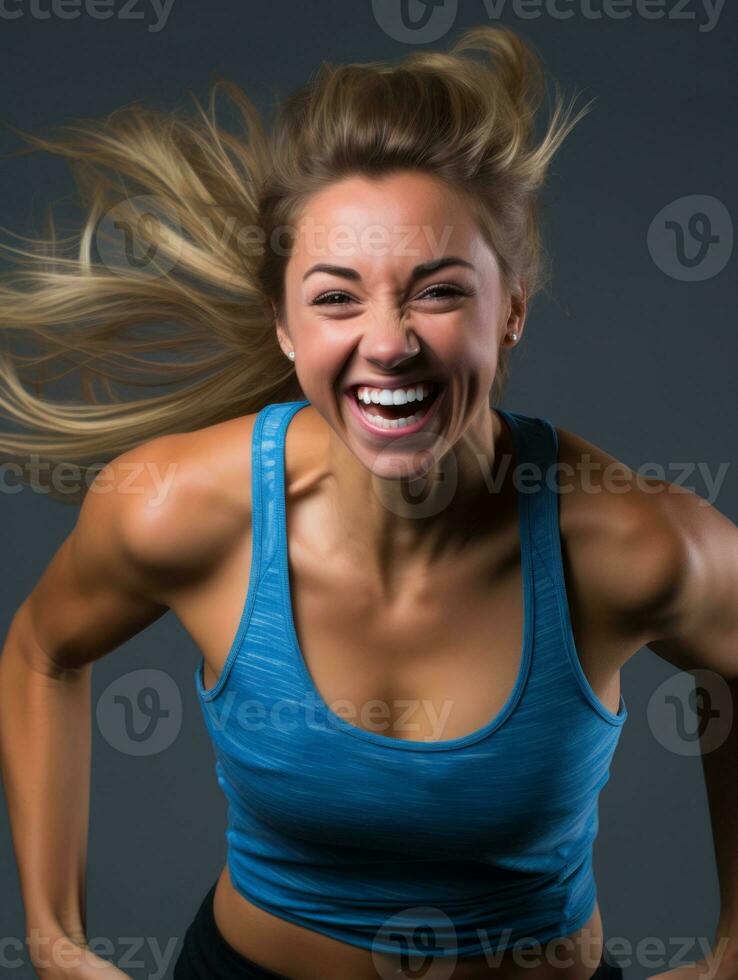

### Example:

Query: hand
xmin=647 ymin=964 xmax=726 ymax=980
xmin=29 ymin=928 xmax=132 ymax=979
xmin=645 ymin=937 xmax=738 ymax=980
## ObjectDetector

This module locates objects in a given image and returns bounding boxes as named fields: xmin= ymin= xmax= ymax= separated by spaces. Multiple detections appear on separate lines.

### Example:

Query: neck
xmin=323 ymin=402 xmax=510 ymax=572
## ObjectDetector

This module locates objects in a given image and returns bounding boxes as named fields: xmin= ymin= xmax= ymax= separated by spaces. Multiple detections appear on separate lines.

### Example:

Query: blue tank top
xmin=194 ymin=399 xmax=628 ymax=958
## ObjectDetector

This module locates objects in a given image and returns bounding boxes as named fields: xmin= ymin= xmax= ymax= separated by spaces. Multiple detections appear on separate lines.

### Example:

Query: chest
xmin=188 ymin=465 xmax=621 ymax=743
xmin=284 ymin=528 xmax=526 ymax=743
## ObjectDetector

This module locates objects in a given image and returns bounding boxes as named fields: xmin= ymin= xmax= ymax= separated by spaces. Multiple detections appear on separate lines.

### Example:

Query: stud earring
xmin=507 ymin=331 xmax=518 ymax=343
xmin=287 ymin=350 xmax=295 ymax=361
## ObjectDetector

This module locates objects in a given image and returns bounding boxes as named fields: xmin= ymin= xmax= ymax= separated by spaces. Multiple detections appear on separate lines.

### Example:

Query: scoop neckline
xmin=276 ymin=401 xmax=535 ymax=753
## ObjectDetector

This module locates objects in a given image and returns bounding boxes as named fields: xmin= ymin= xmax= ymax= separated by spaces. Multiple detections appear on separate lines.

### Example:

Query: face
xmin=275 ymin=170 xmax=525 ymax=480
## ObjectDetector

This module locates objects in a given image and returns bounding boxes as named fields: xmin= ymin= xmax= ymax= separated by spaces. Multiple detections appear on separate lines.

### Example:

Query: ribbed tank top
xmin=194 ymin=399 xmax=628 ymax=958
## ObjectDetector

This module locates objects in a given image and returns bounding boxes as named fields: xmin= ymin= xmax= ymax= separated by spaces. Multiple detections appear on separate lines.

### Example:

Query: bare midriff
xmin=212 ymin=866 xmax=607 ymax=980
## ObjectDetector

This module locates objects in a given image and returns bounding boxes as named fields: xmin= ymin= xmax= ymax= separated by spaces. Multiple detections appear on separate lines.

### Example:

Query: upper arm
xmin=554 ymin=424 xmax=687 ymax=651
xmin=555 ymin=424 xmax=738 ymax=678
xmin=645 ymin=486 xmax=738 ymax=678
xmin=14 ymin=435 xmax=184 ymax=674
xmin=14 ymin=414 xmax=259 ymax=675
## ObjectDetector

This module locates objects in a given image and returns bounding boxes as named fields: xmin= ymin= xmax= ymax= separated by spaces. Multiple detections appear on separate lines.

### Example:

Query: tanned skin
xmin=2 ymin=172 xmax=737 ymax=980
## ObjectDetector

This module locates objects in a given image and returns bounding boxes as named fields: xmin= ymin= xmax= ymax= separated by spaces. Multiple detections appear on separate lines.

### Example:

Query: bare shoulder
xmin=77 ymin=412 xmax=260 ymax=605
xmin=552 ymin=423 xmax=692 ymax=644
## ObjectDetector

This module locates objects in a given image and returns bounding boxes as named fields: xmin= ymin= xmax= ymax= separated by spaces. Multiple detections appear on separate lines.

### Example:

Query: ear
xmin=504 ymin=280 xmax=527 ymax=346
xmin=272 ymin=303 xmax=292 ymax=358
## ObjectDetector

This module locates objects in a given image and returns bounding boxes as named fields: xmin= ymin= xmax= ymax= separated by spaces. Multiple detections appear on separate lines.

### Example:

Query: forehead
xmin=288 ymin=171 xmax=487 ymax=272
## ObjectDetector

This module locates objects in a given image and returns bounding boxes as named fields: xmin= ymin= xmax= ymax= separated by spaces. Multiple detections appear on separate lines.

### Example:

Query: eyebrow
xmin=302 ymin=255 xmax=476 ymax=284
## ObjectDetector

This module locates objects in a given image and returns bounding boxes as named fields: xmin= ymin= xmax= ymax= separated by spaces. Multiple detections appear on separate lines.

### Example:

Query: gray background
xmin=1 ymin=1 xmax=736 ymax=978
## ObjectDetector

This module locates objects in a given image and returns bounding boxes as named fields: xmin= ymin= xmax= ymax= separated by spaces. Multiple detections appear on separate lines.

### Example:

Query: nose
xmin=359 ymin=314 xmax=421 ymax=371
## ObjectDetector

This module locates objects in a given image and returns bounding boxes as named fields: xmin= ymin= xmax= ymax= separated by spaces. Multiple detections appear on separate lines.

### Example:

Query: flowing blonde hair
xmin=0 ymin=25 xmax=591 ymax=502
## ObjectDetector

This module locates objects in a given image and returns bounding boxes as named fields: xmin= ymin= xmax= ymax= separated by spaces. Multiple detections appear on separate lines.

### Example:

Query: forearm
xmin=0 ymin=601 xmax=91 ymax=947
xmin=701 ymin=675 xmax=738 ymax=951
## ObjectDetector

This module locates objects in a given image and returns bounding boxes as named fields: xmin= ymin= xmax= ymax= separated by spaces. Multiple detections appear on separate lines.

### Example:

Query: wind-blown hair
xmin=0 ymin=25 xmax=590 ymax=501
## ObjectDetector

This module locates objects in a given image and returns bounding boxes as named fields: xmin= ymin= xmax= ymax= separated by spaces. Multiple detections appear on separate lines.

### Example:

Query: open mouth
xmin=347 ymin=381 xmax=443 ymax=432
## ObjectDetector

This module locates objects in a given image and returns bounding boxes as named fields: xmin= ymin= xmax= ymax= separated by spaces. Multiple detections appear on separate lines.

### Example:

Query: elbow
xmin=3 ymin=600 xmax=78 ymax=682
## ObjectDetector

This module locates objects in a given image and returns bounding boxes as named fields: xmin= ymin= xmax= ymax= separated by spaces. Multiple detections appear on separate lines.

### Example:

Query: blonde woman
xmin=1 ymin=25 xmax=736 ymax=980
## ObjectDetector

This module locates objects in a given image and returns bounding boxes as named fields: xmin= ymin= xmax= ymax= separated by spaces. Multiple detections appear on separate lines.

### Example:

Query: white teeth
xmin=351 ymin=381 xmax=440 ymax=430
xmin=361 ymin=410 xmax=424 ymax=430
xmin=356 ymin=382 xmax=435 ymax=406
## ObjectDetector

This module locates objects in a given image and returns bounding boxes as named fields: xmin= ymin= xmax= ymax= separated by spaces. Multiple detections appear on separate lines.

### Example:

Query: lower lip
xmin=343 ymin=385 xmax=446 ymax=439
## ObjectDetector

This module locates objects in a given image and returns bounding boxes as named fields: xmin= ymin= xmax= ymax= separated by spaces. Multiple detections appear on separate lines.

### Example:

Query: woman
xmin=0 ymin=25 xmax=736 ymax=980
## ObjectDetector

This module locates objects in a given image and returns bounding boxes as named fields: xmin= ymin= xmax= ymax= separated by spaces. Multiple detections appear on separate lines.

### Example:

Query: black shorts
xmin=173 ymin=880 xmax=624 ymax=979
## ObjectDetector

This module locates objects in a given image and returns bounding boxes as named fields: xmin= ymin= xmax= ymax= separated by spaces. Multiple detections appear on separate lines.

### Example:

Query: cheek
xmin=297 ymin=315 xmax=357 ymax=359
xmin=431 ymin=316 xmax=497 ymax=372
xmin=289 ymin=317 xmax=350 ymax=365
xmin=289 ymin=342 xmax=351 ymax=408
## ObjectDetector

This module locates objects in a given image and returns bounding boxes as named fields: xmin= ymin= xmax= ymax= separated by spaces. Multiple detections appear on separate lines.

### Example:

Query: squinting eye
xmin=311 ymin=291 xmax=354 ymax=306
xmin=310 ymin=283 xmax=473 ymax=307
xmin=416 ymin=284 xmax=472 ymax=301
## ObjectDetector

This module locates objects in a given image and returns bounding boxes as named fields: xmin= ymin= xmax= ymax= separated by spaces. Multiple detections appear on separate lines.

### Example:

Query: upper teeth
xmin=356 ymin=383 xmax=435 ymax=406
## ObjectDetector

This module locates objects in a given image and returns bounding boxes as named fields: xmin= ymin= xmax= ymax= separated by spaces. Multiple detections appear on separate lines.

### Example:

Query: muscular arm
xmin=557 ymin=424 xmax=738 ymax=966
xmin=644 ymin=487 xmax=738 ymax=959
xmin=0 ymin=435 xmax=188 ymax=976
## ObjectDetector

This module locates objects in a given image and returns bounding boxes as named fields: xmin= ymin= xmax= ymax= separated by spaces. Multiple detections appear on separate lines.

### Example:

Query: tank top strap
xmin=494 ymin=407 xmax=558 ymax=570
xmin=494 ymin=407 xmax=574 ymax=682
xmin=251 ymin=399 xmax=311 ymax=582
xmin=495 ymin=408 xmax=628 ymax=725
xmin=515 ymin=412 xmax=568 ymax=587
